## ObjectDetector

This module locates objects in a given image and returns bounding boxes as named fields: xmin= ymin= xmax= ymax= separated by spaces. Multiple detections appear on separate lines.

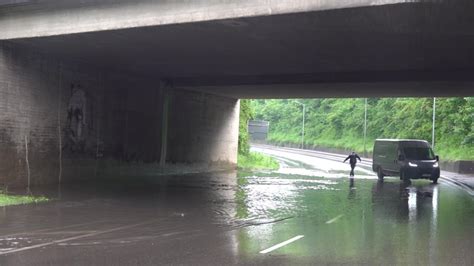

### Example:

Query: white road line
xmin=0 ymin=220 xmax=107 ymax=239
xmin=0 ymin=220 xmax=157 ymax=255
xmin=259 ymin=235 xmax=304 ymax=254
xmin=325 ymin=214 xmax=344 ymax=224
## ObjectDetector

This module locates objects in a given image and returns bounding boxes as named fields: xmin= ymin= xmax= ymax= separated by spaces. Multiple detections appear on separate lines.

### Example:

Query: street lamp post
xmin=432 ymin=97 xmax=436 ymax=149
xmin=363 ymin=98 xmax=368 ymax=157
xmin=295 ymin=101 xmax=305 ymax=149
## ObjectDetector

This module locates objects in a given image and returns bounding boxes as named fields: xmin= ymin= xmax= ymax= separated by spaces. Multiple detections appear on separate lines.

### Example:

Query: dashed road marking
xmin=325 ymin=214 xmax=344 ymax=224
xmin=0 ymin=220 xmax=158 ymax=255
xmin=259 ymin=235 xmax=304 ymax=254
xmin=0 ymin=220 xmax=107 ymax=239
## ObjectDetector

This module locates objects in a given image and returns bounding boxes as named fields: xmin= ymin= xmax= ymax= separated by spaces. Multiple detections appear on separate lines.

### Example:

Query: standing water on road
xmin=235 ymin=170 xmax=473 ymax=265
xmin=0 ymin=165 xmax=472 ymax=264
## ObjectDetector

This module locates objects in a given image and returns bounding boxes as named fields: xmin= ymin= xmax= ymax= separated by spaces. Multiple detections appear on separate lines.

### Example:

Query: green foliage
xmin=237 ymin=152 xmax=279 ymax=170
xmin=238 ymin=100 xmax=279 ymax=170
xmin=0 ymin=193 xmax=49 ymax=206
xmin=238 ymin=99 xmax=253 ymax=155
xmin=252 ymin=98 xmax=474 ymax=161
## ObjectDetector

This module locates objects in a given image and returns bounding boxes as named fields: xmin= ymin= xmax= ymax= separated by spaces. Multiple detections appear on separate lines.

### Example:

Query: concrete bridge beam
xmin=0 ymin=0 xmax=407 ymax=40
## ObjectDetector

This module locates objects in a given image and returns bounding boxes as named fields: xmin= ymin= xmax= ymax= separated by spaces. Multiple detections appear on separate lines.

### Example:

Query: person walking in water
xmin=343 ymin=152 xmax=362 ymax=177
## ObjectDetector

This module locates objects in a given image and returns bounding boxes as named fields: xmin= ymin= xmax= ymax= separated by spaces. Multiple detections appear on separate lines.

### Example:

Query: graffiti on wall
xmin=63 ymin=83 xmax=89 ymax=154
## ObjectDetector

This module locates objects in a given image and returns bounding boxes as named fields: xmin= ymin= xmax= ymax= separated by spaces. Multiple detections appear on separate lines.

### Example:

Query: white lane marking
xmin=325 ymin=214 xmax=344 ymax=224
xmin=259 ymin=235 xmax=304 ymax=254
xmin=0 ymin=220 xmax=156 ymax=255
xmin=0 ymin=220 xmax=107 ymax=239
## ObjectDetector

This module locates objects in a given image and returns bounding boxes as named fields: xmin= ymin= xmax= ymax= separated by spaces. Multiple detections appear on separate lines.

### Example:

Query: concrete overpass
xmin=1 ymin=0 xmax=473 ymax=186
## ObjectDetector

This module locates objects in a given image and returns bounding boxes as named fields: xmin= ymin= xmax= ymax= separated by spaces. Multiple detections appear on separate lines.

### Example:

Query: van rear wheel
xmin=377 ymin=167 xmax=384 ymax=180
xmin=400 ymin=170 xmax=410 ymax=182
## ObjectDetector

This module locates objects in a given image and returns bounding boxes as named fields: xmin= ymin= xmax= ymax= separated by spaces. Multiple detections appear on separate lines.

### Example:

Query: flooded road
xmin=0 ymin=150 xmax=473 ymax=265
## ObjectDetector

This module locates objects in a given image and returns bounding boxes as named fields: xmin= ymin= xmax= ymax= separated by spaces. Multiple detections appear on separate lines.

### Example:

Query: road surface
xmin=252 ymin=144 xmax=474 ymax=195
xmin=0 ymin=146 xmax=472 ymax=265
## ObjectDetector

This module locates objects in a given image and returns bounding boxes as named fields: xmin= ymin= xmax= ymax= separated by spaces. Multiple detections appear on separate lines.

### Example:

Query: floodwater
xmin=0 ymin=155 xmax=473 ymax=265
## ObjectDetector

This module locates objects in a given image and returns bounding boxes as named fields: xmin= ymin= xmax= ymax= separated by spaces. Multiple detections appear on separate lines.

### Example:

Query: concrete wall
xmin=440 ymin=161 xmax=474 ymax=175
xmin=167 ymin=89 xmax=239 ymax=167
xmin=0 ymin=42 xmax=239 ymax=187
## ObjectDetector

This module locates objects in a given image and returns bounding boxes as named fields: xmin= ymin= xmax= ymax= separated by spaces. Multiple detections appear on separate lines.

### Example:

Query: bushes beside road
xmin=238 ymin=100 xmax=279 ymax=170
xmin=237 ymin=152 xmax=279 ymax=170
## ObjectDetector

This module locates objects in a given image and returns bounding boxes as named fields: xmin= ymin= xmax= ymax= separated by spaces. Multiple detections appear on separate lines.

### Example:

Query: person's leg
xmin=350 ymin=164 xmax=355 ymax=176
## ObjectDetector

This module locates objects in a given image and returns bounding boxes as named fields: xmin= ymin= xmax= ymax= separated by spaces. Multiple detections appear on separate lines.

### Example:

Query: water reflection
xmin=369 ymin=181 xmax=455 ymax=264
xmin=348 ymin=177 xmax=356 ymax=200
xmin=235 ymin=171 xmax=473 ymax=264
xmin=371 ymin=180 xmax=439 ymax=223
xmin=0 ymin=170 xmax=472 ymax=265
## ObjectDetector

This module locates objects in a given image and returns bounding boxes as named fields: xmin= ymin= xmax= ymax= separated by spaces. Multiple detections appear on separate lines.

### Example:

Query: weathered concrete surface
xmin=0 ymin=43 xmax=239 ymax=187
xmin=168 ymin=90 xmax=239 ymax=167
xmin=2 ymin=1 xmax=473 ymax=98
xmin=440 ymin=161 xmax=474 ymax=175
xmin=0 ymin=0 xmax=472 ymax=186
xmin=0 ymin=0 xmax=409 ymax=40
xmin=186 ymin=81 xmax=474 ymax=99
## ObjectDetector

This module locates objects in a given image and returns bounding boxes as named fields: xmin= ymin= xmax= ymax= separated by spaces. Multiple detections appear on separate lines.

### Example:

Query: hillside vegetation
xmin=251 ymin=98 xmax=473 ymax=161
xmin=238 ymin=100 xmax=279 ymax=170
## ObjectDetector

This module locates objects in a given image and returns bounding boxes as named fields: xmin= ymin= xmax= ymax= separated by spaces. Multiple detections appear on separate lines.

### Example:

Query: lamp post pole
xmin=364 ymin=98 xmax=367 ymax=157
xmin=432 ymin=97 xmax=436 ymax=149
xmin=295 ymin=101 xmax=305 ymax=149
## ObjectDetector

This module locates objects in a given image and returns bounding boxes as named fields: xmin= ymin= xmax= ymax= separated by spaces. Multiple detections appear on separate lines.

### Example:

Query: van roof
xmin=375 ymin=139 xmax=429 ymax=143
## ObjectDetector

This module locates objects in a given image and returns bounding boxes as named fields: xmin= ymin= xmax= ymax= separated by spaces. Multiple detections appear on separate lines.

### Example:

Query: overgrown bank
xmin=238 ymin=100 xmax=279 ymax=170
xmin=238 ymin=152 xmax=279 ymax=170
xmin=252 ymin=98 xmax=473 ymax=161
xmin=0 ymin=193 xmax=49 ymax=207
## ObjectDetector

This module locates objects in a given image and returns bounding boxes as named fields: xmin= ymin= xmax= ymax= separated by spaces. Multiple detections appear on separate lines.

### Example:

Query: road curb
xmin=440 ymin=176 xmax=474 ymax=196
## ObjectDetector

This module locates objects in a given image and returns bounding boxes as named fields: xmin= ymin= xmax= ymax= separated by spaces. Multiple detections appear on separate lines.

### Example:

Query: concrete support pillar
xmin=159 ymin=80 xmax=171 ymax=167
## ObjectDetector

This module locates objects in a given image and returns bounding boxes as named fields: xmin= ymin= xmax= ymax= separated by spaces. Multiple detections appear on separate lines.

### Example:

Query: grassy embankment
xmin=269 ymin=132 xmax=474 ymax=161
xmin=0 ymin=193 xmax=49 ymax=207
xmin=238 ymin=99 xmax=280 ymax=170
xmin=238 ymin=152 xmax=279 ymax=170
xmin=254 ymin=98 xmax=473 ymax=161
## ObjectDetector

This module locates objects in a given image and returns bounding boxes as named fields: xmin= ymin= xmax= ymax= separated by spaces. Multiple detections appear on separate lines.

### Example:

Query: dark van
xmin=372 ymin=139 xmax=440 ymax=183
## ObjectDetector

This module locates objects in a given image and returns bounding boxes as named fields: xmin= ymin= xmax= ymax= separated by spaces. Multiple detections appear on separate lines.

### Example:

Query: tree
xmin=250 ymin=97 xmax=473 ymax=160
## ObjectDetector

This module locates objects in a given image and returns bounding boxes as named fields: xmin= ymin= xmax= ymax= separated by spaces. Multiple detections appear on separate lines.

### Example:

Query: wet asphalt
xmin=0 ymin=149 xmax=473 ymax=265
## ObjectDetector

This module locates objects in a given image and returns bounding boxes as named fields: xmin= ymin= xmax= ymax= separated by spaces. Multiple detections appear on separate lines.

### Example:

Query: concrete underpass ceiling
xmin=7 ymin=2 xmax=474 ymax=98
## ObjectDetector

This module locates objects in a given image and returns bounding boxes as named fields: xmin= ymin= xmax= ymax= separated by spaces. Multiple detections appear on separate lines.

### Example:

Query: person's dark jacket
xmin=344 ymin=154 xmax=361 ymax=165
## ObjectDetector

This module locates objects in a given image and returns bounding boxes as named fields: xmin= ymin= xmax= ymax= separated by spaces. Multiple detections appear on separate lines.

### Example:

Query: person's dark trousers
xmin=350 ymin=164 xmax=356 ymax=176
